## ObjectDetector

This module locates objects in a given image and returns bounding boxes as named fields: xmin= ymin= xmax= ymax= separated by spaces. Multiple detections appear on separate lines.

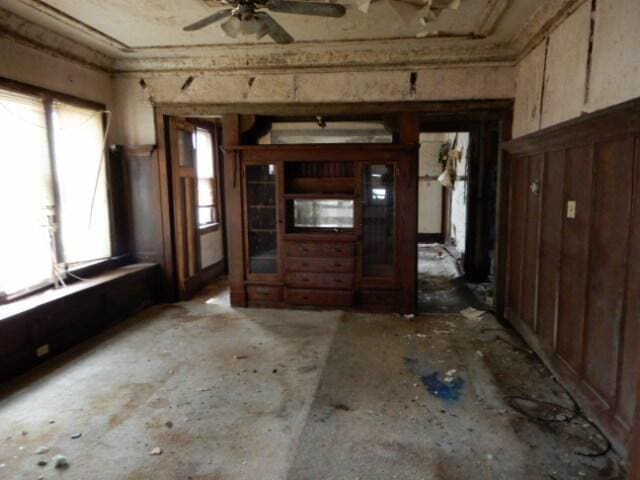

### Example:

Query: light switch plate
xmin=36 ymin=344 xmax=49 ymax=358
xmin=567 ymin=200 xmax=577 ymax=219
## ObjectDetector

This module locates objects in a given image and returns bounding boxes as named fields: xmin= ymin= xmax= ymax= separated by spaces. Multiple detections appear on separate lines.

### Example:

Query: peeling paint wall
xmin=111 ymin=65 xmax=515 ymax=145
xmin=418 ymin=133 xmax=447 ymax=236
xmin=112 ymin=76 xmax=156 ymax=146
xmin=541 ymin=1 xmax=591 ymax=129
xmin=514 ymin=0 xmax=640 ymax=137
xmin=0 ymin=37 xmax=113 ymax=111
xmin=512 ymin=42 xmax=546 ymax=138
xmin=587 ymin=0 xmax=640 ymax=113
xmin=449 ymin=132 xmax=469 ymax=255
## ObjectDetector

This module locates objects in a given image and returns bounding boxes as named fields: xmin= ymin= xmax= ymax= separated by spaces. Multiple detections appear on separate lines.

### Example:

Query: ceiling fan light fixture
xmin=221 ymin=15 xmax=242 ymax=38
xmin=239 ymin=16 xmax=269 ymax=38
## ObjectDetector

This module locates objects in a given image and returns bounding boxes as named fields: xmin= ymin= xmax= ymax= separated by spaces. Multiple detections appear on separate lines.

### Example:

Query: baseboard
xmin=417 ymin=233 xmax=444 ymax=244
xmin=199 ymin=260 xmax=226 ymax=286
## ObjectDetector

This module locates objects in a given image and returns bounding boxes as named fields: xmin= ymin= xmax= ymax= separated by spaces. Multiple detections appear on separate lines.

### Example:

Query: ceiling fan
xmin=183 ymin=0 xmax=347 ymax=44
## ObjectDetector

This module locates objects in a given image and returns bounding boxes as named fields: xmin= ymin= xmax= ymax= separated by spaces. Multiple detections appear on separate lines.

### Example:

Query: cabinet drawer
xmin=247 ymin=285 xmax=283 ymax=303
xmin=285 ymin=288 xmax=354 ymax=307
xmin=287 ymin=257 xmax=355 ymax=273
xmin=285 ymin=242 xmax=355 ymax=258
xmin=286 ymin=272 xmax=354 ymax=289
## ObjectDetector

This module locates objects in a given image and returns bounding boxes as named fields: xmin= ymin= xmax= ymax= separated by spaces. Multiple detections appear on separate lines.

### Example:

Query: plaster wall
xmin=111 ymin=65 xmax=515 ymax=145
xmin=449 ymin=132 xmax=469 ymax=255
xmin=512 ymin=42 xmax=546 ymax=138
xmin=513 ymin=0 xmax=640 ymax=137
xmin=201 ymin=229 xmax=224 ymax=269
xmin=418 ymin=133 xmax=447 ymax=235
xmin=0 ymin=37 xmax=113 ymax=110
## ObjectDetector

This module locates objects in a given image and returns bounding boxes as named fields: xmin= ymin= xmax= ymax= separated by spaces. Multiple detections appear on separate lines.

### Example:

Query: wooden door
xmin=169 ymin=118 xmax=199 ymax=298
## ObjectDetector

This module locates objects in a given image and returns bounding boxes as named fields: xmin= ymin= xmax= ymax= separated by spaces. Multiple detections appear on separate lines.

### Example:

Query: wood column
xmin=396 ymin=112 xmax=420 ymax=314
xmin=222 ymin=115 xmax=247 ymax=306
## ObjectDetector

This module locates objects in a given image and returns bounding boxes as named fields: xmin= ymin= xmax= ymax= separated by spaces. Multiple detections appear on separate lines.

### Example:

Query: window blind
xmin=0 ymin=89 xmax=55 ymax=296
xmin=52 ymin=102 xmax=111 ymax=265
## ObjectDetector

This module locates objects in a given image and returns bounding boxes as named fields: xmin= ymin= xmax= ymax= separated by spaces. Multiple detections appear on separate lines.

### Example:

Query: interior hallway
xmin=0 ymin=280 xmax=622 ymax=479
xmin=417 ymin=243 xmax=483 ymax=314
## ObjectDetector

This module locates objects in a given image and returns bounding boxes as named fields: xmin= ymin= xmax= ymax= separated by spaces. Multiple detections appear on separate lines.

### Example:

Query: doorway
xmin=165 ymin=116 xmax=227 ymax=299
xmin=416 ymin=129 xmax=496 ymax=314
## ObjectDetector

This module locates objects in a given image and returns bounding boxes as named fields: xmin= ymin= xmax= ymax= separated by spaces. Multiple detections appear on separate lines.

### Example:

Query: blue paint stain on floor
xmin=421 ymin=372 xmax=464 ymax=403
xmin=404 ymin=357 xmax=464 ymax=403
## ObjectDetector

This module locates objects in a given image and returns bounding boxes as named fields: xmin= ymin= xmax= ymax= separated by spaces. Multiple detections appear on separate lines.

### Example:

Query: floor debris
xmin=52 ymin=454 xmax=69 ymax=469
xmin=34 ymin=446 xmax=49 ymax=454
xmin=460 ymin=307 xmax=486 ymax=320
xmin=417 ymin=243 xmax=483 ymax=313
xmin=0 ymin=281 xmax=625 ymax=479
xmin=150 ymin=447 xmax=163 ymax=456
xmin=70 ymin=432 xmax=82 ymax=439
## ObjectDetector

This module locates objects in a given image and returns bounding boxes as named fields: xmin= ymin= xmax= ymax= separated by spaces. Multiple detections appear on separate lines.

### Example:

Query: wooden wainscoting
xmin=502 ymin=98 xmax=640 ymax=460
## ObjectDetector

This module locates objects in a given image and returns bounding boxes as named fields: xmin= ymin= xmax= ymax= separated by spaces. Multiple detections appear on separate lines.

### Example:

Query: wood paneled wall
xmin=502 ymin=99 xmax=640 ymax=458
xmin=110 ymin=145 xmax=175 ymax=299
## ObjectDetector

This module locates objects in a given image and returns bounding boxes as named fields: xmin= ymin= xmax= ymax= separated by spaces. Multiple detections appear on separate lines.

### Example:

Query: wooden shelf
xmin=283 ymin=193 xmax=356 ymax=200
xmin=287 ymin=176 xmax=354 ymax=195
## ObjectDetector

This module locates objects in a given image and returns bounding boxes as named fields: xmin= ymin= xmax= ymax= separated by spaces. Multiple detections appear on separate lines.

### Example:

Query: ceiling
xmin=0 ymin=0 xmax=585 ymax=72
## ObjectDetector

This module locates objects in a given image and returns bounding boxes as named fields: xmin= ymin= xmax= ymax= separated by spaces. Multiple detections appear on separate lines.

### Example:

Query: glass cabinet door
xmin=246 ymin=164 xmax=278 ymax=274
xmin=362 ymin=164 xmax=395 ymax=277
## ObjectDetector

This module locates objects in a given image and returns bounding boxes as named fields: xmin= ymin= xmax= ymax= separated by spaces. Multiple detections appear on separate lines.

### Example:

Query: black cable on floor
xmin=504 ymin=389 xmax=612 ymax=458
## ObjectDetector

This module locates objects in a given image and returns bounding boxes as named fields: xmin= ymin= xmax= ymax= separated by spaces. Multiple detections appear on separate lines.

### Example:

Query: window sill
xmin=0 ymin=256 xmax=130 ymax=308
xmin=0 ymin=262 xmax=156 ymax=322
xmin=199 ymin=223 xmax=221 ymax=235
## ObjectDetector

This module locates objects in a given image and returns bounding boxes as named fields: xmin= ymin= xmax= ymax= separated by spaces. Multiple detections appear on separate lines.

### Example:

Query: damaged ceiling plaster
xmin=356 ymin=0 xmax=464 ymax=37
xmin=0 ymin=0 xmax=588 ymax=73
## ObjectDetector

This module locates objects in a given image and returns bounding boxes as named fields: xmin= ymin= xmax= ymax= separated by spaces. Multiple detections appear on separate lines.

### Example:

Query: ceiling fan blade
xmin=183 ymin=10 xmax=233 ymax=31
xmin=266 ymin=0 xmax=346 ymax=17
xmin=255 ymin=12 xmax=294 ymax=44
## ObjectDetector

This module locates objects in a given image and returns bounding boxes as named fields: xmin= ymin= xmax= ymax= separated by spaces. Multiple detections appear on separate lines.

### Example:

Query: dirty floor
xmin=0 ymin=281 xmax=625 ymax=479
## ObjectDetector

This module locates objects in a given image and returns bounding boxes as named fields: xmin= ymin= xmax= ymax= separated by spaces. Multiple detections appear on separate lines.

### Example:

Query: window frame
xmin=0 ymin=77 xmax=113 ymax=305
xmin=190 ymin=120 xmax=223 ymax=235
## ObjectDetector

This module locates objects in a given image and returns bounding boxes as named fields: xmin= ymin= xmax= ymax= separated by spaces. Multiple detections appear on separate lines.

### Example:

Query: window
xmin=195 ymin=128 xmax=218 ymax=227
xmin=0 ymin=85 xmax=111 ymax=301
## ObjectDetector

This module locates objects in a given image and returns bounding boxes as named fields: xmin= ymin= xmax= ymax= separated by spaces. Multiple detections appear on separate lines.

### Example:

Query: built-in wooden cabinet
xmin=224 ymin=142 xmax=418 ymax=313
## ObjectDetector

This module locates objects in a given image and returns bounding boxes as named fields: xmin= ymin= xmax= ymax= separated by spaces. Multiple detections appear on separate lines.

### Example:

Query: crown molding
xmin=11 ymin=0 xmax=132 ymax=52
xmin=111 ymin=38 xmax=516 ymax=74
xmin=0 ymin=8 xmax=113 ymax=71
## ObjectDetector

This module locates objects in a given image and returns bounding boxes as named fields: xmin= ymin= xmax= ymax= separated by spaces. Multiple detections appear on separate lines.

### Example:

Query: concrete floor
xmin=0 ymin=281 xmax=625 ymax=479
